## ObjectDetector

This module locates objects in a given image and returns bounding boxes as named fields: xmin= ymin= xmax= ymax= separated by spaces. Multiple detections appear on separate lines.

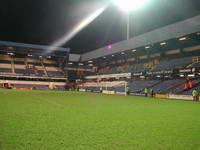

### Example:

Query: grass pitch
xmin=0 ymin=90 xmax=200 ymax=150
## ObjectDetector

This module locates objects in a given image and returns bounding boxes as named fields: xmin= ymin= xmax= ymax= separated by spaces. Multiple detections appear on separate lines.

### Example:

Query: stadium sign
xmin=168 ymin=94 xmax=193 ymax=101
xmin=130 ymin=93 xmax=145 ymax=96
xmin=115 ymin=92 xmax=126 ymax=95
xmin=132 ymin=72 xmax=144 ymax=76
xmin=102 ymin=90 xmax=115 ymax=95
xmin=179 ymin=68 xmax=195 ymax=73
xmin=85 ymin=73 xmax=131 ymax=79
xmin=146 ymin=70 xmax=173 ymax=75
xmin=79 ymin=89 xmax=86 ymax=92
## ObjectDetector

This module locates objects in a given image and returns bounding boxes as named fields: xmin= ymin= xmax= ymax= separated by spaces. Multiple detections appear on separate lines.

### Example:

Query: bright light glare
xmin=112 ymin=0 xmax=149 ymax=12
xmin=45 ymin=4 xmax=108 ymax=54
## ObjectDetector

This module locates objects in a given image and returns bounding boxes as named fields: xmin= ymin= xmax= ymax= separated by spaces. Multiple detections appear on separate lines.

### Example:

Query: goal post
xmin=112 ymin=81 xmax=128 ymax=96
xmin=125 ymin=82 xmax=127 ymax=96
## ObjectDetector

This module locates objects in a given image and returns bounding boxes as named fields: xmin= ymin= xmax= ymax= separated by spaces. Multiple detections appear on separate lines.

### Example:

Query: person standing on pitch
xmin=150 ymin=88 xmax=154 ymax=97
xmin=192 ymin=89 xmax=199 ymax=101
xmin=126 ymin=86 xmax=130 ymax=95
xmin=100 ymin=86 xmax=103 ymax=93
xmin=144 ymin=88 xmax=148 ymax=97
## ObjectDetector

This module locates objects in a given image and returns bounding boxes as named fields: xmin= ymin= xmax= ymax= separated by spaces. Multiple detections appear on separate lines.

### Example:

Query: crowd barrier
xmin=167 ymin=94 xmax=193 ymax=101
xmin=78 ymin=88 xmax=199 ymax=101
xmin=116 ymin=92 xmax=126 ymax=95
xmin=79 ymin=89 xmax=86 ymax=92
xmin=16 ymin=87 xmax=32 ymax=90
xmin=154 ymin=94 xmax=167 ymax=99
xmin=102 ymin=90 xmax=115 ymax=95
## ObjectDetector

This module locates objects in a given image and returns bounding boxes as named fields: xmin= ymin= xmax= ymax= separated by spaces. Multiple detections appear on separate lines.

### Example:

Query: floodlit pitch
xmin=0 ymin=90 xmax=200 ymax=150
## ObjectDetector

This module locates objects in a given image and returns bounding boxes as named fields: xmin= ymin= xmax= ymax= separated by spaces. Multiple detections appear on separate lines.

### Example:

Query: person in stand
xmin=189 ymin=80 xmax=194 ymax=89
xmin=192 ymin=90 xmax=199 ymax=101
xmin=144 ymin=88 xmax=148 ymax=97
xmin=184 ymin=81 xmax=189 ymax=90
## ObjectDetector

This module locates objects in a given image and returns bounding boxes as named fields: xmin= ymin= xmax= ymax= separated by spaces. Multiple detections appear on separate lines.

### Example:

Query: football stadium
xmin=1 ymin=0 xmax=200 ymax=149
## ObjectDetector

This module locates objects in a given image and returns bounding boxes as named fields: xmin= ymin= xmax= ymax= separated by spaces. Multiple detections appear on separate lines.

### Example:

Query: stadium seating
xmin=151 ymin=79 xmax=185 ymax=94
xmin=99 ymin=56 xmax=194 ymax=75
xmin=0 ymin=68 xmax=12 ymax=73
xmin=128 ymin=80 xmax=160 ymax=93
xmin=47 ymin=71 xmax=65 ymax=78
xmin=15 ymin=69 xmax=34 ymax=75
xmin=36 ymin=70 xmax=46 ymax=77
xmin=14 ymin=61 xmax=25 ymax=65
xmin=152 ymin=57 xmax=193 ymax=71
xmin=0 ymin=55 xmax=66 ymax=78
xmin=43 ymin=60 xmax=65 ymax=78
xmin=0 ymin=60 xmax=12 ymax=64
xmin=0 ymin=55 xmax=12 ymax=74
xmin=181 ymin=80 xmax=200 ymax=95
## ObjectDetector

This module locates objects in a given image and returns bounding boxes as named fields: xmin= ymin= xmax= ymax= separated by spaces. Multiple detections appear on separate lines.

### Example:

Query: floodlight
xmin=112 ymin=0 xmax=149 ymax=12
xmin=179 ymin=37 xmax=187 ymax=41
xmin=132 ymin=49 xmax=136 ymax=52
xmin=7 ymin=52 xmax=14 ymax=56
xmin=160 ymin=42 xmax=167 ymax=46
xmin=145 ymin=46 xmax=150 ymax=49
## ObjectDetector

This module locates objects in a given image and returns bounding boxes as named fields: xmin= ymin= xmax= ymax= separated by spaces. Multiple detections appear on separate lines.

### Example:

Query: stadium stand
xmin=78 ymin=79 xmax=200 ymax=95
xmin=1 ymin=31 xmax=200 ymax=96
xmin=0 ymin=55 xmax=12 ymax=74
xmin=0 ymin=54 xmax=66 ymax=78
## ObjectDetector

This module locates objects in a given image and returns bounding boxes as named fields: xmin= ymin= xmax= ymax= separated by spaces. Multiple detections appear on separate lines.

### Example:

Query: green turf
xmin=0 ymin=90 xmax=200 ymax=150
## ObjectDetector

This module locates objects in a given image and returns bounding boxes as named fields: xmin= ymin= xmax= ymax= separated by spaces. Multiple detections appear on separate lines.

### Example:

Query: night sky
xmin=1 ymin=0 xmax=200 ymax=54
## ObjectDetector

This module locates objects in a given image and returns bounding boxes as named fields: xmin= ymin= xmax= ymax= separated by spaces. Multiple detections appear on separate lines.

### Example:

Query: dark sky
xmin=1 ymin=0 xmax=200 ymax=54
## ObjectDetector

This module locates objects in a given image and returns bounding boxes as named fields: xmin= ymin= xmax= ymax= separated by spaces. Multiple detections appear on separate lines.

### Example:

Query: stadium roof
xmin=81 ymin=15 xmax=200 ymax=61
xmin=0 ymin=41 xmax=70 ymax=58
xmin=0 ymin=40 xmax=69 ymax=52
